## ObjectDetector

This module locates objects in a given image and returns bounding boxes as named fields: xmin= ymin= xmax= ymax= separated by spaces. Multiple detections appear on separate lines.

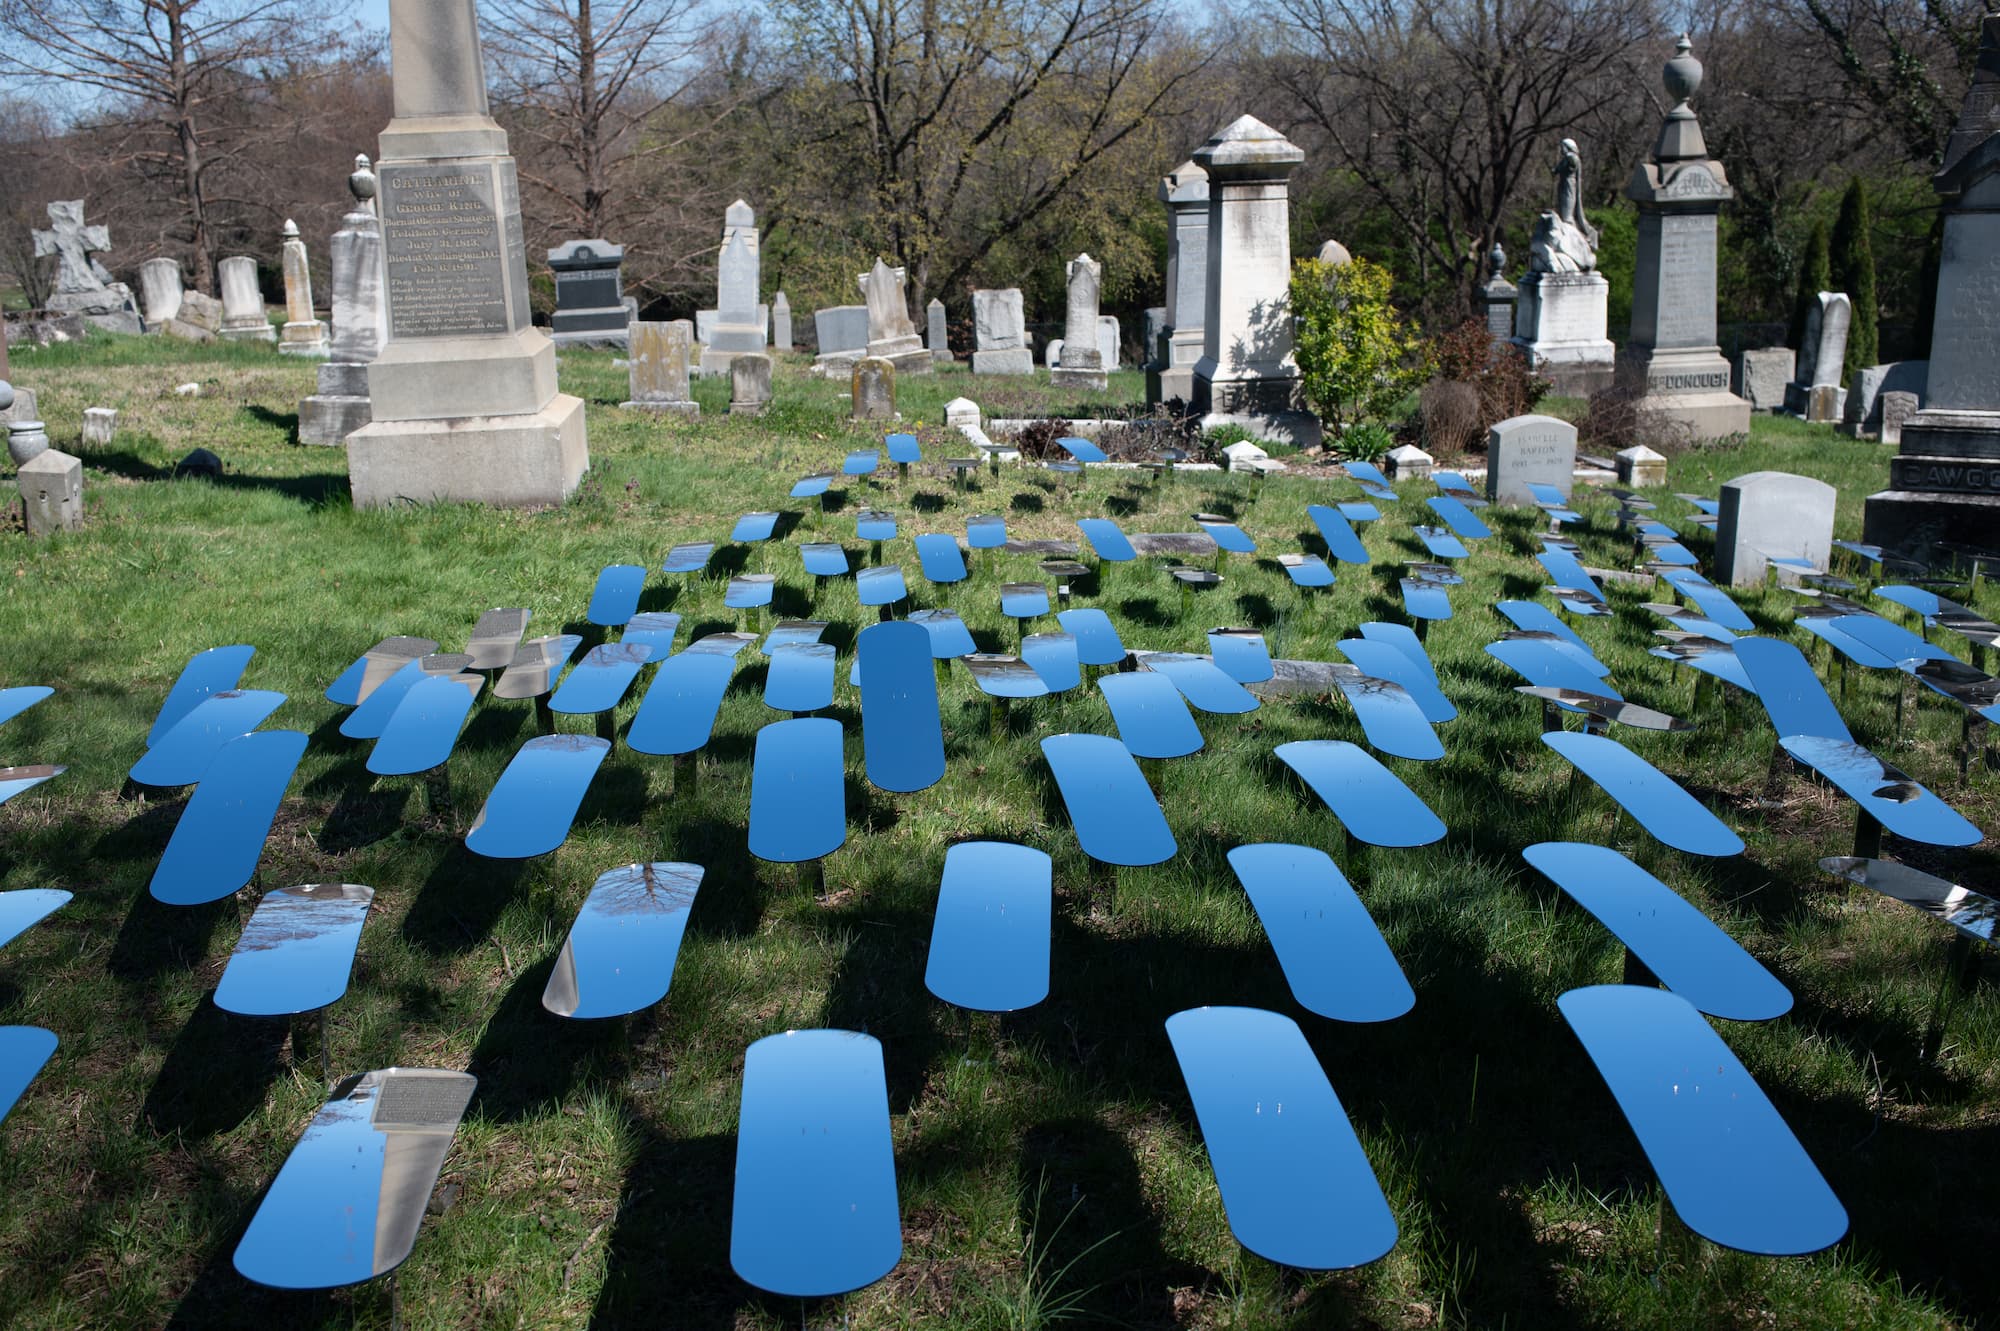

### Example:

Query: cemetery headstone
xmin=1617 ymin=444 xmax=1667 ymax=487
xmin=1050 ymin=253 xmax=1108 ymax=390
xmin=852 ymin=357 xmax=896 ymax=421
xmin=813 ymin=304 xmax=870 ymax=375
xmin=971 ymin=288 xmax=1032 ymax=375
xmin=345 ymin=0 xmax=589 ymax=508
xmin=216 ymin=256 xmax=275 ymax=343
xmin=699 ymin=200 xmax=769 ymax=374
xmin=1879 ymin=390 xmax=1918 ymax=447
xmin=1716 ymin=471 xmax=1836 ymax=586
xmin=861 ymin=258 xmax=929 ymax=374
xmin=730 ymin=352 xmax=772 ymax=416
xmin=1783 ymin=291 xmax=1850 ymax=421
xmin=1045 ymin=339 xmax=1063 ymax=369
xmin=1142 ymin=305 xmax=1168 ymax=397
xmin=927 ymin=298 xmax=952 ymax=362
xmin=278 ymin=220 xmax=329 ymax=356
xmin=1840 ymin=360 xmax=1927 ymax=438
xmin=1153 ymin=159 xmax=1209 ymax=404
xmin=1317 ymin=238 xmax=1352 ymax=266
xmin=81 ymin=407 xmax=115 ymax=447
xmin=17 ymin=448 xmax=81 ymax=536
xmin=139 ymin=258 xmax=182 ymax=330
xmin=1385 ymin=444 xmax=1433 ymax=479
xmin=167 ymin=290 xmax=223 ymax=341
xmin=1097 ymin=314 xmax=1120 ymax=370
xmin=1512 ymin=139 xmax=1615 ymax=394
xmin=772 ymin=290 xmax=792 ymax=352
xmin=1486 ymin=414 xmax=1578 ymax=505
xmin=623 ymin=321 xmax=699 ymax=414
xmin=547 ymin=239 xmax=630 ymax=346
xmin=299 ymin=154 xmax=390 ymax=445
xmin=1615 ymin=37 xmax=1750 ymax=441
xmin=1193 ymin=116 xmax=1319 ymax=445
xmin=1735 ymin=347 xmax=1794 ymax=412
xmin=1480 ymin=242 xmax=1518 ymax=350
xmin=31 ymin=200 xmax=140 ymax=334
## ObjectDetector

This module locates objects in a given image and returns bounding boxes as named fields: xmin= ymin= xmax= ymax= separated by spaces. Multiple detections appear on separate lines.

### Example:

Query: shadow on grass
xmin=141 ymin=996 xmax=289 ymax=1138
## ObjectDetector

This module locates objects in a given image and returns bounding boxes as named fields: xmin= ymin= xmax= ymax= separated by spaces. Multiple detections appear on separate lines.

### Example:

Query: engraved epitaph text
xmin=381 ymin=162 xmax=513 ymax=338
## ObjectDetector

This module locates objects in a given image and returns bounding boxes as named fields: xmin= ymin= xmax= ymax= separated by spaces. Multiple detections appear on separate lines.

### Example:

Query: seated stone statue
xmin=1528 ymin=211 xmax=1597 ymax=274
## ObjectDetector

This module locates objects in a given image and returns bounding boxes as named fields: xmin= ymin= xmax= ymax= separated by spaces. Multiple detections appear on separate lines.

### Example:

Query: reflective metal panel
xmin=493 ymin=634 xmax=583 ymax=701
xmin=150 ymin=730 xmax=308 ymax=905
xmin=1487 ymin=639 xmax=1620 ymax=698
xmin=967 ymin=514 xmax=1007 ymax=549
xmin=1332 ymin=667 xmax=1445 ymax=761
xmin=763 ymin=621 xmax=829 ymax=655
xmin=1434 ymin=470 xmax=1480 ymax=499
xmin=1343 ymin=461 xmax=1398 ymax=500
xmin=340 ymin=661 xmax=429 ymax=739
xmin=1306 ymin=504 xmax=1370 ymax=565
xmin=725 ymin=574 xmax=776 ymax=610
xmin=1415 ymin=526 xmax=1470 ymax=560
xmin=149 ymin=644 xmax=255 ymax=746
xmin=0 ymin=685 xmax=51 ymax=730
xmin=233 ymin=1068 xmax=476 ymax=1290
xmin=549 ymin=643 xmax=651 ymax=716
xmin=1661 ymin=568 xmax=1754 ymax=631
xmin=915 ymin=534 xmax=969 ymax=583
xmin=0 ymin=889 xmax=68 ymax=952
xmin=686 ymin=631 xmax=758 ymax=657
xmin=855 ymin=509 xmax=898 ymax=542
xmin=1537 ymin=549 xmax=1605 ymax=599
xmin=790 ymin=472 xmax=833 ymax=499
xmin=661 ymin=541 xmax=714 ymax=574
xmin=1652 ymin=644 xmax=1754 ymax=693
xmin=586 ymin=564 xmax=647 ymax=627
xmin=465 ymin=609 xmax=530 ymax=670
xmin=1058 ymin=435 xmax=1108 ymax=463
xmin=215 ymin=884 xmax=374 ymax=1016
xmin=1516 ymin=688 xmax=1688 ymax=731
xmin=1227 ymin=844 xmax=1413 ymax=1023
xmin=1677 ymin=493 xmax=1721 ymax=515
xmin=963 ymin=654 xmax=1050 ymax=699
xmin=131 ymin=690 xmax=288 ymax=787
xmin=857 ymin=565 xmax=907 ymax=607
xmin=325 ymin=639 xmax=434 ymax=707
xmin=621 ymin=612 xmax=680 ymax=657
xmin=732 ymin=511 xmax=780 ymax=543
xmin=1040 ymin=733 xmax=1177 ymax=866
xmin=749 ymin=718 xmax=847 ymax=863
xmin=1819 ymin=857 xmax=1999 ymax=943
xmin=1021 ymin=633 xmax=1082 ymax=692
xmin=1195 ymin=515 xmax=1256 ymax=554
xmin=1648 ymin=540 xmax=1699 ymax=567
xmin=1207 ymin=629 xmax=1274 ymax=684
xmin=1795 ymin=615 xmax=1896 ymax=670
xmin=731 ymin=1030 xmax=901 ymax=1298
xmin=1642 ymin=603 xmax=1737 ymax=641
xmin=542 ymin=863 xmax=703 ymax=1019
xmin=367 ymin=675 xmax=482 ymax=775
xmin=1338 ymin=501 xmax=1380 ymax=523
xmin=1910 ymin=657 xmax=2000 ymax=719
xmin=1057 ymin=608 xmax=1125 ymax=665
xmin=0 ymin=765 xmax=64 ymax=806
xmin=1000 ymin=582 xmax=1050 ymax=619
xmin=909 ymin=609 xmax=978 ymax=659
xmin=1399 ymin=578 xmax=1452 ymax=621
xmin=1139 ymin=653 xmax=1259 ymax=715
xmin=1829 ymin=613 xmax=1957 ymax=666
xmin=1733 ymin=637 xmax=1852 ymax=742
xmin=1557 ymin=985 xmax=1847 ymax=1255
xmin=843 ymin=449 xmax=880 ymax=476
xmin=1496 ymin=601 xmax=1595 ymax=659
xmin=764 ymin=643 xmax=836 ymax=714
xmin=1278 ymin=553 xmax=1335 ymax=587
xmin=925 ymin=842 xmax=1053 ymax=1012
xmin=626 ymin=652 xmax=736 ymax=755
xmin=1779 ymin=735 xmax=1983 ymax=846
xmin=1874 ymin=584 xmax=1941 ymax=618
xmin=1273 ymin=740 xmax=1445 ymax=847
xmin=464 ymin=735 xmax=610 ymax=859
xmin=1425 ymin=495 xmax=1491 ymax=539
xmin=1549 ymin=586 xmax=1612 ymax=617
xmin=1406 ymin=561 xmax=1463 ymax=586
xmin=885 ymin=432 xmax=921 ymax=464
xmin=857 ymin=622 xmax=946 ymax=792
xmin=1336 ymin=640 xmax=1455 ymax=722
xmin=1357 ymin=622 xmax=1435 ymax=683
xmin=1170 ymin=566 xmax=1223 ymax=589
xmin=1524 ymin=844 xmax=1788 ymax=1020
xmin=1097 ymin=672 xmax=1203 ymax=759
xmin=1542 ymin=731 xmax=1743 ymax=857
xmin=1076 ymin=518 xmax=1137 ymax=561
xmin=1165 ymin=1006 xmax=1397 ymax=1269
xmin=799 ymin=543 xmax=849 ymax=577
xmin=0 ymin=1026 xmax=56 ymax=1125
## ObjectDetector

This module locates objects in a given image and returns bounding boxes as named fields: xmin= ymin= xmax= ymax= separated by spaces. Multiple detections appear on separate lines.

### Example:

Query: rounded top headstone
xmin=1663 ymin=34 xmax=1702 ymax=106
xmin=1318 ymin=239 xmax=1352 ymax=266
xmin=348 ymin=153 xmax=377 ymax=205
xmin=726 ymin=199 xmax=755 ymax=227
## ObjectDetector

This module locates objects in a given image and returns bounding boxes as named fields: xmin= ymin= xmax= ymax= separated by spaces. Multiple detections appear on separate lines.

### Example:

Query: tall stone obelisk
xmin=345 ymin=0 xmax=587 ymax=508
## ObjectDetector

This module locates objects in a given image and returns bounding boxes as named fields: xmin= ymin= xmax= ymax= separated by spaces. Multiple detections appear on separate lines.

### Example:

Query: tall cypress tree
xmin=1830 ymin=177 xmax=1879 ymax=379
xmin=1914 ymin=211 xmax=1943 ymax=361
xmin=1788 ymin=221 xmax=1832 ymax=355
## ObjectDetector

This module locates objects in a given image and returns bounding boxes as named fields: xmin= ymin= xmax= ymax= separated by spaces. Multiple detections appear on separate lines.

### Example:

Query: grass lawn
xmin=0 ymin=334 xmax=1995 ymax=1330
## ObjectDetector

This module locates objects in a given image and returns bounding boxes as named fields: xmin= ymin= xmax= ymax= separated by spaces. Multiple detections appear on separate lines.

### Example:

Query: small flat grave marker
xmin=1098 ymin=672 xmax=1203 ymax=759
xmin=1274 ymin=740 xmax=1445 ymax=847
xmin=325 ymin=638 xmax=434 ymax=707
xmin=543 ymin=863 xmax=702 ymax=1019
xmin=1542 ymin=731 xmax=1743 ymax=857
xmin=764 ymin=642 xmax=835 ymax=714
xmin=586 ymin=564 xmax=646 ymax=627
xmin=464 ymin=609 xmax=530 ymax=671
xmin=549 ymin=643 xmax=651 ymax=715
xmin=150 ymin=729 xmax=307 ymax=905
xmin=215 ymin=884 xmax=373 ymax=1017
xmin=368 ymin=674 xmax=482 ymax=775
xmin=130 ymin=689 xmax=287 ymax=787
xmin=494 ymin=634 xmax=583 ymax=701
xmin=1040 ymin=733 xmax=1177 ymax=866
xmin=465 ymin=735 xmax=610 ymax=859
xmin=925 ymin=842 xmax=1053 ymax=1012
xmin=749 ymin=718 xmax=846 ymax=863
xmin=1228 ymin=844 xmax=1413 ymax=1022
xmin=149 ymin=644 xmax=255 ymax=745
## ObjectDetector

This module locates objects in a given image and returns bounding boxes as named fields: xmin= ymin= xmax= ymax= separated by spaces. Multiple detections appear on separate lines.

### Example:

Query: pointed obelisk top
xmin=381 ymin=0 xmax=507 ymax=158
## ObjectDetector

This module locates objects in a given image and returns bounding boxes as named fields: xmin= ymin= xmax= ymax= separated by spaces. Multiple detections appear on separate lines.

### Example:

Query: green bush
xmin=1787 ymin=222 xmax=1831 ymax=353
xmin=1289 ymin=255 xmax=1429 ymax=438
xmin=1336 ymin=420 xmax=1395 ymax=461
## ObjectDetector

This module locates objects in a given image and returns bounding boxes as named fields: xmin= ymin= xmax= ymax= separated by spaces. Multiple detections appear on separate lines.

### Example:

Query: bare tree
xmin=1779 ymin=0 xmax=1983 ymax=165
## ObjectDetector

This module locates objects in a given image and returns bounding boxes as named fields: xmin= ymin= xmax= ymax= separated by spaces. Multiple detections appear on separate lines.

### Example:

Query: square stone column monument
xmin=1151 ymin=158 xmax=1208 ymax=405
xmin=1192 ymin=116 xmax=1319 ymax=447
xmin=345 ymin=0 xmax=587 ymax=509
xmin=1615 ymin=36 xmax=1749 ymax=441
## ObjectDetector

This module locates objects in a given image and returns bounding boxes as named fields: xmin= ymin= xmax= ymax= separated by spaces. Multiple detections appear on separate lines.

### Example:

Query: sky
xmin=355 ymin=0 xmax=389 ymax=31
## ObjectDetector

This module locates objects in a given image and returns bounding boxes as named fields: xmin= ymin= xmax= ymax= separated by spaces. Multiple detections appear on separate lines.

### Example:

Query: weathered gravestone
xmin=139 ymin=259 xmax=182 ymax=330
xmin=1486 ymin=414 xmax=1578 ymax=505
xmin=299 ymin=154 xmax=390 ymax=445
xmin=927 ymin=299 xmax=951 ymax=362
xmin=217 ymin=257 xmax=275 ymax=343
xmin=1512 ymin=139 xmax=1616 ymax=394
xmin=1735 ymin=347 xmax=1794 ymax=412
xmin=547 ymin=239 xmax=629 ymax=347
xmin=1840 ymin=360 xmax=1927 ymax=438
xmin=730 ymin=352 xmax=772 ymax=416
xmin=17 ymin=448 xmax=81 ymax=536
xmin=167 ymin=291 xmax=223 ymax=342
xmin=278 ymin=221 xmax=329 ymax=356
xmin=1097 ymin=315 xmax=1120 ymax=370
xmin=1153 ymin=159 xmax=1209 ymax=404
xmin=813 ymin=305 xmax=870 ymax=375
xmin=861 ymin=259 xmax=929 ymax=374
xmin=971 ymin=288 xmax=1032 ymax=375
xmin=1385 ymin=443 xmax=1432 ymax=479
xmin=1784 ymin=291 xmax=1850 ymax=421
xmin=1617 ymin=444 xmax=1667 ymax=487
xmin=1715 ymin=471 xmax=1835 ymax=586
xmin=32 ymin=200 xmax=140 ymax=334
xmin=700 ymin=201 xmax=768 ymax=374
xmin=81 ymin=407 xmax=116 ymax=447
xmin=1051 ymin=253 xmax=1107 ymax=390
xmin=772 ymin=291 xmax=793 ymax=352
xmin=852 ymin=357 xmax=896 ymax=421
xmin=1480 ymin=243 xmax=1518 ymax=352
xmin=1879 ymin=391 xmax=1918 ymax=447
xmin=622 ymin=321 xmax=699 ymax=415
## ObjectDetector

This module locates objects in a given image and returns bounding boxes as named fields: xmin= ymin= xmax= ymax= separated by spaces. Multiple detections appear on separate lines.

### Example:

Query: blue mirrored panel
xmin=1819 ymin=856 xmax=2000 ymax=944
xmin=587 ymin=564 xmax=647 ymax=627
xmin=855 ymin=508 xmax=898 ymax=542
xmin=215 ymin=884 xmax=374 ymax=1017
xmin=1487 ymin=639 xmax=1620 ymax=698
xmin=1207 ymin=630 xmax=1274 ymax=684
xmin=725 ymin=574 xmax=776 ymax=610
xmin=749 ymin=718 xmax=847 ymax=863
xmin=1733 ymin=637 xmax=1851 ymax=742
xmin=1833 ymin=539 xmax=1886 ymax=563
xmin=964 ymin=654 xmax=1050 ymax=699
xmin=0 ymin=1026 xmax=56 ymax=1126
xmin=925 ymin=842 xmax=1053 ymax=1012
xmin=130 ymin=689 xmax=288 ymax=788
xmin=1524 ymin=844 xmax=1789 ymax=1020
xmin=1517 ymin=687 xmax=1687 ymax=731
xmin=1495 ymin=600 xmax=1595 ymax=658
xmin=1538 ymin=549 xmax=1605 ymax=600
xmin=549 ymin=643 xmax=651 ymax=716
xmin=685 ymin=630 xmax=758 ymax=657
xmin=1227 ymin=845 xmax=1413 ymax=1023
xmin=1407 ymin=560 xmax=1463 ymax=587
xmin=1057 ymin=435 xmax=1107 ymax=463
xmin=765 ymin=642 xmax=836 ymax=714
xmin=1528 ymin=479 xmax=1576 ymax=507
xmin=1339 ymin=501 xmax=1380 ymax=523
xmin=340 ymin=660 xmax=429 ymax=740
xmin=1557 ymin=985 xmax=1846 ymax=1255
xmin=367 ymin=675 xmax=482 ymax=775
xmin=1040 ymin=733 xmax=1176 ymax=866
xmin=915 ymin=534 xmax=969 ymax=583
xmin=1332 ymin=667 xmax=1445 ymax=761
xmin=1170 ymin=566 xmax=1223 ymax=590
xmin=1195 ymin=515 xmax=1256 ymax=554
xmin=0 ymin=685 xmax=52 ymax=730
xmin=1661 ymin=568 xmax=1754 ymax=631
xmin=1357 ymin=622 xmax=1435 ymax=681
xmin=885 ymin=432 xmax=921 ymax=464
xmin=1542 ymin=731 xmax=1743 ymax=857
xmin=1652 ymin=642 xmax=1755 ymax=693
xmin=1274 ymin=740 xmax=1445 ymax=847
xmin=1795 ymin=615 xmax=1896 ymax=670
xmin=1643 ymin=602 xmax=1738 ymax=641
xmin=1434 ymin=469 xmax=1478 ymax=496
xmin=1415 ymin=526 xmax=1470 ymax=560
xmin=1278 ymin=553 xmax=1335 ymax=587
xmin=1550 ymin=586 xmax=1612 ymax=617
xmin=0 ymin=765 xmax=64 ymax=807
xmin=857 ymin=565 xmax=907 ymax=607
xmin=662 ymin=541 xmax=714 ymax=574
xmin=967 ymin=514 xmax=1007 ymax=549
xmin=790 ymin=472 xmax=833 ymax=499
xmin=1399 ymin=579 xmax=1452 ymax=621
xmin=1909 ymin=657 xmax=2000 ymax=719
xmin=1000 ymin=582 xmax=1050 ymax=619
xmin=1678 ymin=493 xmax=1721 ymax=515
xmin=732 ymin=511 xmax=780 ymax=543
xmin=1165 ymin=1006 xmax=1397 ymax=1269
xmin=857 ymin=622 xmax=946 ymax=791
xmin=1021 ymin=633 xmax=1081 ymax=692
xmin=465 ymin=735 xmax=610 ymax=859
xmin=627 ymin=652 xmax=736 ymax=755
xmin=465 ymin=608 xmax=530 ymax=670
xmin=799 ymin=543 xmax=849 ymax=578
xmin=1057 ymin=608 xmax=1125 ymax=665
xmin=1097 ymin=672 xmax=1203 ymax=759
xmin=1336 ymin=640 xmax=1455 ymax=722
xmin=1343 ymin=461 xmax=1397 ymax=500
xmin=543 ymin=863 xmax=703 ymax=1019
xmin=843 ymin=449 xmax=879 ymax=476
xmin=909 ymin=609 xmax=978 ymax=659
xmin=1076 ymin=518 xmax=1136 ymax=562
xmin=621 ymin=612 xmax=680 ymax=657
xmin=1425 ymin=495 xmax=1491 ymax=539
xmin=0 ymin=889 xmax=69 ymax=953
xmin=1829 ymin=613 xmax=1957 ymax=666
xmin=1779 ymin=735 xmax=1983 ymax=846
xmin=150 ymin=730 xmax=307 ymax=906
xmin=1875 ymin=584 xmax=1942 ymax=618
xmin=234 ymin=1068 xmax=476 ymax=1290
xmin=148 ymin=644 xmax=255 ymax=746
xmin=762 ymin=620 xmax=828 ymax=655
xmin=1647 ymin=540 xmax=1700 ymax=567
xmin=493 ymin=634 xmax=583 ymax=701
xmin=325 ymin=639 xmax=434 ymax=707
xmin=731 ymin=1030 xmax=900 ymax=1298
xmin=1140 ymin=653 xmax=1259 ymax=715
xmin=1305 ymin=504 xmax=1370 ymax=565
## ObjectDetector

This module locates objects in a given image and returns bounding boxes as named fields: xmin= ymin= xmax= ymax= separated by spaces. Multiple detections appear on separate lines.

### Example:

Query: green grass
xmin=0 ymin=334 xmax=1995 ymax=1329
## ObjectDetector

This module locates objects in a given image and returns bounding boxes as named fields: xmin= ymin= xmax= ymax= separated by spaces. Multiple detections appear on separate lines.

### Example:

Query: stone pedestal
xmin=217 ymin=256 xmax=276 ymax=343
xmin=1735 ymin=347 xmax=1793 ymax=412
xmin=1384 ymin=443 xmax=1432 ymax=479
xmin=623 ymin=320 xmax=699 ymax=415
xmin=1051 ymin=253 xmax=1107 ymax=390
xmin=1154 ymin=160 xmax=1209 ymax=406
xmin=346 ymin=0 xmax=588 ymax=508
xmin=81 ymin=407 xmax=116 ymax=447
xmin=1616 ymin=444 xmax=1667 ymax=487
xmin=1480 ymin=244 xmax=1518 ymax=352
xmin=971 ymin=288 xmax=1033 ymax=375
xmin=301 ymin=162 xmax=390 ymax=446
xmin=139 ymin=259 xmax=183 ymax=329
xmin=700 ymin=200 xmax=768 ymax=374
xmin=548 ymin=238 xmax=629 ymax=346
xmin=1512 ymin=271 xmax=1614 ymax=395
xmin=18 ymin=448 xmax=81 ymax=536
